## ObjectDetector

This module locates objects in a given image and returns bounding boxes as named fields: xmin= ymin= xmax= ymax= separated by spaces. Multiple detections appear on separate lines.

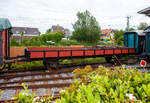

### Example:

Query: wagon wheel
xmin=49 ymin=63 xmax=59 ymax=69
xmin=105 ymin=56 xmax=112 ymax=63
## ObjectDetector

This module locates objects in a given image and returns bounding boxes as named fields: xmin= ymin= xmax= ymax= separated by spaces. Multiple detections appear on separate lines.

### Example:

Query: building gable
xmin=12 ymin=27 xmax=39 ymax=36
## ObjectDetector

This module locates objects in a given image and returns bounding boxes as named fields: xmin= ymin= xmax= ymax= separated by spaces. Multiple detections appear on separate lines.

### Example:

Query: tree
xmin=20 ymin=31 xmax=24 ymax=44
xmin=45 ymin=28 xmax=51 ymax=34
xmin=22 ymin=38 xmax=29 ymax=46
xmin=10 ymin=39 xmax=19 ymax=46
xmin=38 ymin=32 xmax=41 ymax=36
xmin=138 ymin=22 xmax=148 ymax=30
xmin=114 ymin=30 xmax=125 ymax=45
xmin=128 ymin=28 xmax=135 ymax=31
xmin=72 ymin=10 xmax=101 ymax=43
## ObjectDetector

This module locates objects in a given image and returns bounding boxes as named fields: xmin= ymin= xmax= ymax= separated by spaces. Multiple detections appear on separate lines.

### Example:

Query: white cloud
xmin=0 ymin=0 xmax=150 ymax=33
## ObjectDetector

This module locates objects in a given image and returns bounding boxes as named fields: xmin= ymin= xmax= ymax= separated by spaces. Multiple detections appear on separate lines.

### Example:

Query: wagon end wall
xmin=10 ymin=47 xmax=25 ymax=57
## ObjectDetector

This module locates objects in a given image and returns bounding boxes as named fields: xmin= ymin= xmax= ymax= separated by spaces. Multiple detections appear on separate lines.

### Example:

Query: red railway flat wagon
xmin=25 ymin=47 xmax=136 ymax=60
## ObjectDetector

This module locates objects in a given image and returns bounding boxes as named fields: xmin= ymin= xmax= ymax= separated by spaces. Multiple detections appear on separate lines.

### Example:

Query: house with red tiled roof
xmin=100 ymin=29 xmax=115 ymax=41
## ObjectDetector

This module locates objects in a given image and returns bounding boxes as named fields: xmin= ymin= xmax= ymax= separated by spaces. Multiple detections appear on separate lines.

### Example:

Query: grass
xmin=10 ymin=61 xmax=44 ymax=70
xmin=60 ymin=57 xmax=105 ymax=65
xmin=11 ymin=39 xmax=115 ymax=47
xmin=8 ymin=57 xmax=105 ymax=70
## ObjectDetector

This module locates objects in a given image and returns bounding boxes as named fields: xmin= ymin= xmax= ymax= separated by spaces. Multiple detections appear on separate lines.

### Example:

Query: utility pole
xmin=126 ymin=16 xmax=131 ymax=31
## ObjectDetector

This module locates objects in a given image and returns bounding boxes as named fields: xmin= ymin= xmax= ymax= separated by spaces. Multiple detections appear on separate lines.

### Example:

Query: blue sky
xmin=0 ymin=0 xmax=150 ymax=33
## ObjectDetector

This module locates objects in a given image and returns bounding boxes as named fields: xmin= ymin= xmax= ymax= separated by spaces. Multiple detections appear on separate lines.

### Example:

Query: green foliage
xmin=21 ymin=38 xmax=29 ymax=46
xmin=39 ymin=33 xmax=49 ymax=44
xmin=55 ymin=66 xmax=150 ymax=103
xmin=34 ymin=97 xmax=52 ymax=103
xmin=29 ymin=36 xmax=42 ymax=46
xmin=11 ymin=31 xmax=64 ymax=47
xmin=72 ymin=10 xmax=101 ymax=43
xmin=61 ymin=59 xmax=72 ymax=64
xmin=20 ymin=31 xmax=24 ymax=44
xmin=138 ymin=22 xmax=148 ymax=30
xmin=128 ymin=28 xmax=135 ymax=31
xmin=61 ymin=57 xmax=105 ymax=65
xmin=40 ymin=32 xmax=64 ymax=44
xmin=15 ymin=82 xmax=53 ymax=103
xmin=15 ymin=83 xmax=35 ymax=103
xmin=114 ymin=30 xmax=125 ymax=45
xmin=14 ymin=66 xmax=150 ymax=103
xmin=10 ymin=39 xmax=20 ymax=46
xmin=45 ymin=28 xmax=51 ymax=34
xmin=52 ymin=32 xmax=64 ymax=43
xmin=10 ymin=61 xmax=43 ymax=70
xmin=96 ymin=41 xmax=115 ymax=46
xmin=58 ymin=40 xmax=81 ymax=46
xmin=0 ymin=89 xmax=4 ymax=98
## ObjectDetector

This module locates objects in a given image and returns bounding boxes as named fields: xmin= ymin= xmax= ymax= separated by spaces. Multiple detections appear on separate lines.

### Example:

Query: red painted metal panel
xmin=72 ymin=51 xmax=83 ymax=56
xmin=30 ymin=51 xmax=59 ymax=58
xmin=46 ymin=51 xmax=58 ymax=57
xmin=27 ymin=47 xmax=136 ymax=59
xmin=122 ymin=49 xmax=128 ymax=54
xmin=2 ymin=31 xmax=5 ymax=57
xmin=129 ymin=48 xmax=135 ymax=53
xmin=95 ymin=50 xmax=104 ymax=55
xmin=105 ymin=50 xmax=113 ymax=54
xmin=60 ymin=51 xmax=70 ymax=57
xmin=85 ymin=50 xmax=94 ymax=56
xmin=28 ymin=47 xmax=85 ymax=58
xmin=115 ymin=49 xmax=121 ymax=54
xmin=7 ymin=30 xmax=9 ymax=57
xmin=30 ymin=52 xmax=43 ymax=58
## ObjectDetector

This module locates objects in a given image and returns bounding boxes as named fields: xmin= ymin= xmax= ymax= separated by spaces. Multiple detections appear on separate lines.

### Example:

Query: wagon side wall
xmin=0 ymin=31 xmax=3 ymax=66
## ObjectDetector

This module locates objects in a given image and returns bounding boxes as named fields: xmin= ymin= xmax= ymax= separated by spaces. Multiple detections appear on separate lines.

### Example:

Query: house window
xmin=16 ymin=31 xmax=20 ymax=34
xmin=34 ymin=32 xmax=37 ymax=34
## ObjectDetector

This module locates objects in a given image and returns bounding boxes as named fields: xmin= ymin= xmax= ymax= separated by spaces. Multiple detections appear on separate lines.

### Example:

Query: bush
xmin=15 ymin=66 xmax=150 ymax=103
xmin=10 ymin=39 xmax=19 ymax=46
xmin=52 ymin=32 xmax=64 ymax=43
xmin=11 ymin=61 xmax=43 ymax=70
xmin=29 ymin=36 xmax=42 ymax=46
xmin=40 ymin=32 xmax=64 ymax=45
xmin=15 ymin=83 xmax=53 ymax=103
xmin=21 ymin=38 xmax=29 ymax=46
xmin=114 ymin=30 xmax=125 ymax=45
xmin=60 ymin=58 xmax=105 ymax=65
xmin=55 ymin=66 xmax=150 ymax=103
xmin=58 ymin=40 xmax=80 ymax=46
xmin=15 ymin=83 xmax=35 ymax=103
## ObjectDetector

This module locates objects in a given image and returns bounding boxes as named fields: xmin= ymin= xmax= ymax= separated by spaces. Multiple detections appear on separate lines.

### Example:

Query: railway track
xmin=0 ymin=62 xmax=114 ymax=103
xmin=0 ymin=62 xmax=149 ymax=103
xmin=0 ymin=68 xmax=76 ymax=103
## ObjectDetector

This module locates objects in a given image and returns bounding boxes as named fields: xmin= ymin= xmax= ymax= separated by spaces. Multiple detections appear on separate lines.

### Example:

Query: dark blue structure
xmin=144 ymin=26 xmax=150 ymax=54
